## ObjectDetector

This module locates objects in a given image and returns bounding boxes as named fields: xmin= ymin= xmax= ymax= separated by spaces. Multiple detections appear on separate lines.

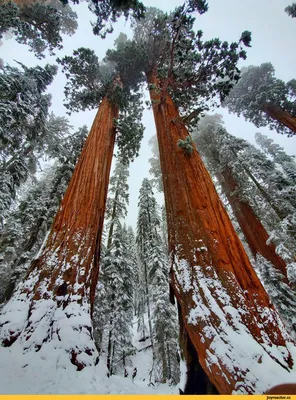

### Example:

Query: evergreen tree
xmin=149 ymin=234 xmax=179 ymax=384
xmin=256 ymin=254 xmax=296 ymax=333
xmin=57 ymin=47 xmax=144 ymax=162
xmin=126 ymin=225 xmax=139 ymax=314
xmin=106 ymin=5 xmax=251 ymax=129
xmin=136 ymin=178 xmax=179 ymax=384
xmin=148 ymin=134 xmax=163 ymax=192
xmin=115 ymin=6 xmax=296 ymax=393
xmin=102 ymin=222 xmax=135 ymax=376
xmin=60 ymin=0 xmax=146 ymax=39
xmin=105 ymin=158 xmax=130 ymax=248
xmin=0 ymin=61 xmax=59 ymax=221
xmin=0 ymin=125 xmax=87 ymax=303
xmin=192 ymin=114 xmax=296 ymax=334
xmin=285 ymin=3 xmax=296 ymax=18
xmin=136 ymin=179 xmax=159 ymax=380
xmin=223 ymin=63 xmax=296 ymax=136
xmin=93 ymin=159 xmax=135 ymax=376
xmin=0 ymin=42 xmax=144 ymax=369
xmin=0 ymin=0 xmax=78 ymax=58
xmin=255 ymin=132 xmax=296 ymax=182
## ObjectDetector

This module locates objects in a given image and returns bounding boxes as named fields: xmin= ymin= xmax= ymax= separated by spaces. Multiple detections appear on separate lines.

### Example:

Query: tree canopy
xmin=223 ymin=63 xmax=296 ymax=136
xmin=57 ymin=46 xmax=144 ymax=162
xmin=106 ymin=5 xmax=251 ymax=128
xmin=0 ymin=0 xmax=78 ymax=58
xmin=0 ymin=61 xmax=62 ymax=220
xmin=285 ymin=3 xmax=296 ymax=18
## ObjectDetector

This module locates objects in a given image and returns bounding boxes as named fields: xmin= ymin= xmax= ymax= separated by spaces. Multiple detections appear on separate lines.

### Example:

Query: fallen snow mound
xmin=0 ymin=343 xmax=177 ymax=394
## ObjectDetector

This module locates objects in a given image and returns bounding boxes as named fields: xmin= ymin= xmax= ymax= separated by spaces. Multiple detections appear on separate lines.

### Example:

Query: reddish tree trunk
xmin=0 ymin=96 xmax=118 ymax=369
xmin=147 ymin=69 xmax=295 ymax=394
xmin=263 ymin=104 xmax=296 ymax=135
xmin=217 ymin=166 xmax=289 ymax=283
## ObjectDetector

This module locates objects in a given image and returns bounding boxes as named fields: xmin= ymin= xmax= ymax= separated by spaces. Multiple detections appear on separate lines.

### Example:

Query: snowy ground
xmin=0 ymin=314 xmax=178 ymax=394
xmin=2 ymin=304 xmax=296 ymax=394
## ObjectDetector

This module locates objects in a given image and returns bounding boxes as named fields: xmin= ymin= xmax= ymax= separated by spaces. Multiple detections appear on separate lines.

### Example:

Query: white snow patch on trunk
xmin=172 ymin=253 xmax=296 ymax=393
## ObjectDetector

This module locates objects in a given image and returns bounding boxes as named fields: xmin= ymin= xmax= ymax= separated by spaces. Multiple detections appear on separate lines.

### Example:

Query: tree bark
xmin=263 ymin=104 xmax=296 ymax=136
xmin=0 ymin=95 xmax=118 ymax=370
xmin=146 ymin=68 xmax=295 ymax=394
xmin=177 ymin=303 xmax=218 ymax=394
xmin=217 ymin=167 xmax=289 ymax=283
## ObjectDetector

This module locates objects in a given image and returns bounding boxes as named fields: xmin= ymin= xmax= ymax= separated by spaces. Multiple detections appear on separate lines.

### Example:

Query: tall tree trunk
xmin=146 ymin=68 xmax=295 ymax=394
xmin=143 ymin=260 xmax=156 ymax=382
xmin=263 ymin=104 xmax=296 ymax=136
xmin=217 ymin=167 xmax=289 ymax=282
xmin=160 ymin=341 xmax=168 ymax=383
xmin=177 ymin=303 xmax=218 ymax=395
xmin=106 ymin=327 xmax=113 ymax=376
xmin=111 ymin=341 xmax=116 ymax=376
xmin=166 ymin=341 xmax=171 ymax=381
xmin=107 ymin=289 xmax=115 ymax=375
xmin=0 ymin=96 xmax=118 ymax=370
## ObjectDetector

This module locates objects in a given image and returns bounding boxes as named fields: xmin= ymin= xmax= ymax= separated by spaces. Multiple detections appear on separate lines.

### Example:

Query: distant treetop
xmin=285 ymin=3 xmax=296 ymax=18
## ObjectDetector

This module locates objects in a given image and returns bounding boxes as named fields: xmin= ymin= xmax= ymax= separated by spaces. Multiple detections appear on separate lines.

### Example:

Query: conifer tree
xmin=192 ymin=114 xmax=296 ymax=334
xmin=106 ymin=5 xmax=296 ymax=393
xmin=0 ymin=0 xmax=78 ymax=58
xmin=255 ymin=132 xmax=296 ymax=183
xmin=149 ymin=233 xmax=179 ymax=384
xmin=93 ymin=159 xmax=135 ymax=376
xmin=136 ymin=178 xmax=179 ymax=384
xmin=0 ymin=61 xmax=59 ymax=221
xmin=136 ymin=178 xmax=158 ymax=379
xmin=105 ymin=158 xmax=130 ymax=248
xmin=0 ymin=45 xmax=144 ymax=369
xmin=0 ymin=0 xmax=146 ymax=58
xmin=223 ymin=63 xmax=296 ymax=136
xmin=148 ymin=134 xmax=163 ymax=192
xmin=60 ymin=0 xmax=146 ymax=39
xmin=0 ymin=125 xmax=87 ymax=303
xmin=126 ymin=225 xmax=139 ymax=314
xmin=102 ymin=222 xmax=135 ymax=376
xmin=285 ymin=3 xmax=296 ymax=18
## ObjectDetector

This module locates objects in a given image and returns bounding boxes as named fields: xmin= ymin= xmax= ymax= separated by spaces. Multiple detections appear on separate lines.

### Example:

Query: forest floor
xmin=0 ymin=314 xmax=178 ymax=394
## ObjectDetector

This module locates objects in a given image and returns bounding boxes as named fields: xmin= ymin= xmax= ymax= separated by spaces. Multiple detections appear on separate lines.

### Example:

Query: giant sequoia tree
xmin=223 ymin=63 xmax=296 ymax=136
xmin=193 ymin=115 xmax=296 ymax=335
xmin=0 ymin=47 xmax=144 ymax=370
xmin=105 ymin=5 xmax=296 ymax=394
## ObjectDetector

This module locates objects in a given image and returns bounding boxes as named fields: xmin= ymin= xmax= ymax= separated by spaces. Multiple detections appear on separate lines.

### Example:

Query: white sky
xmin=1 ymin=0 xmax=295 ymax=228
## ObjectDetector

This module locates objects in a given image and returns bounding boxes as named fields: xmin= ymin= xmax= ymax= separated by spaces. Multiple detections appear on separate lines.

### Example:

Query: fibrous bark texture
xmin=147 ymin=69 xmax=296 ymax=394
xmin=0 ymin=96 xmax=118 ymax=370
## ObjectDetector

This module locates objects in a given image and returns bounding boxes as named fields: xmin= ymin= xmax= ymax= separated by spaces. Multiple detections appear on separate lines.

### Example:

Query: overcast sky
xmin=1 ymin=0 xmax=295 ymax=228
